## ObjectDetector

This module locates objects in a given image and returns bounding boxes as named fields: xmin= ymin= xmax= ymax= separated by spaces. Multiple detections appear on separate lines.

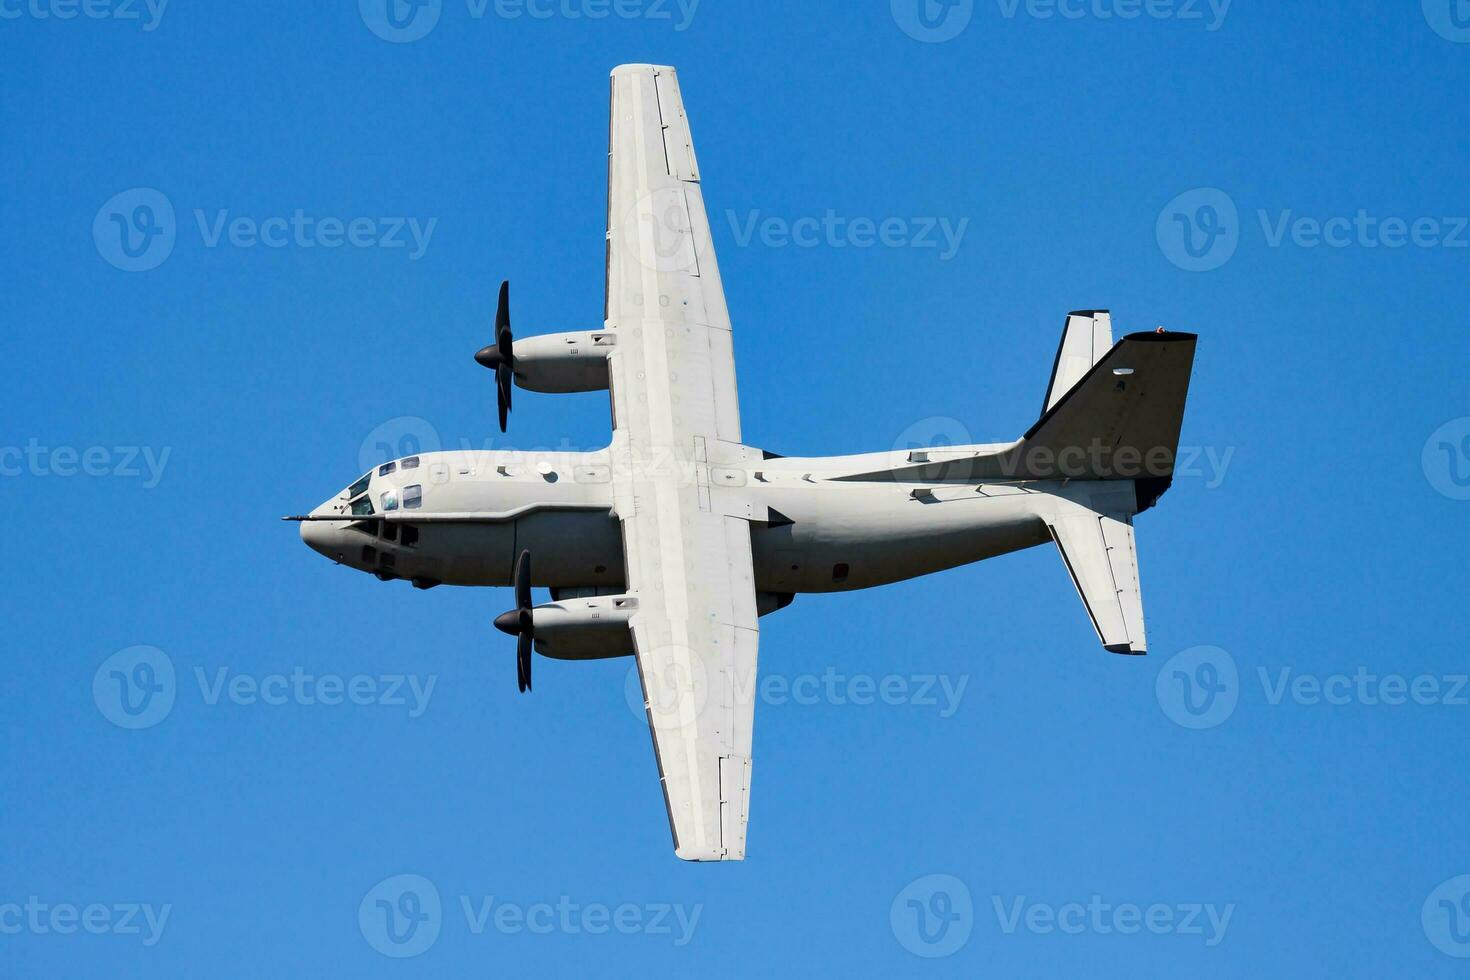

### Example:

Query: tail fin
xmin=831 ymin=316 xmax=1197 ymax=511
xmin=1020 ymin=329 xmax=1198 ymax=510
xmin=1042 ymin=311 xmax=1114 ymax=415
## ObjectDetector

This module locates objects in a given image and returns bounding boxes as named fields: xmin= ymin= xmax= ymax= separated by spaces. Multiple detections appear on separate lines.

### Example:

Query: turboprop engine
xmin=492 ymin=551 xmax=637 ymax=693
xmin=474 ymin=281 xmax=613 ymax=433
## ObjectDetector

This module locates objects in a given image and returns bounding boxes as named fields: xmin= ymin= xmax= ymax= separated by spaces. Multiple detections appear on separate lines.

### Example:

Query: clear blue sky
xmin=5 ymin=1 xmax=1470 ymax=976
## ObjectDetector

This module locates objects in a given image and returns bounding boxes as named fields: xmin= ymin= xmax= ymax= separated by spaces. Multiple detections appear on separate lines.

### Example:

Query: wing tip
xmin=611 ymin=63 xmax=676 ymax=77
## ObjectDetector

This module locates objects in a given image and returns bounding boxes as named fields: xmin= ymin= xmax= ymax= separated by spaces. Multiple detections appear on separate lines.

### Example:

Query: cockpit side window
xmin=379 ymin=462 xmax=397 ymax=477
xmin=347 ymin=472 xmax=372 ymax=499
xmin=401 ymin=456 xmax=420 ymax=470
xmin=351 ymin=496 xmax=375 ymax=517
xmin=403 ymin=485 xmax=423 ymax=510
xmin=381 ymin=490 xmax=399 ymax=512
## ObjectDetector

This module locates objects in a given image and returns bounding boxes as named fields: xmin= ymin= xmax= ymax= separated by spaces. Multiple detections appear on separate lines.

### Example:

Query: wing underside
xmin=605 ymin=64 xmax=759 ymax=861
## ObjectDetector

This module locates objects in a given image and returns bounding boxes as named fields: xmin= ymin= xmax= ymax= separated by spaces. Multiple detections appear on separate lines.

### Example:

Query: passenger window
xmin=401 ymin=525 xmax=419 ymax=548
xmin=401 ymin=456 xmax=420 ymax=470
xmin=379 ymin=462 xmax=396 ymax=477
xmin=381 ymin=490 xmax=399 ymax=512
xmin=403 ymin=485 xmax=423 ymax=510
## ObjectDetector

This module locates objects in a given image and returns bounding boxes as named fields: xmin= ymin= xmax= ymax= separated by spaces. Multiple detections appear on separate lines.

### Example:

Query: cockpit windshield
xmin=346 ymin=472 xmax=372 ymax=500
xmin=351 ymin=496 xmax=375 ymax=517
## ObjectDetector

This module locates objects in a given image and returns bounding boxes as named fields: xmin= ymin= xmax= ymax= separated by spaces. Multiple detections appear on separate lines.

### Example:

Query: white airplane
xmin=289 ymin=64 xmax=1197 ymax=862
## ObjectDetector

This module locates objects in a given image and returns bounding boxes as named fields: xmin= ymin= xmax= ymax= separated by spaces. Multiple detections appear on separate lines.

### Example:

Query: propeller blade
xmin=517 ymin=631 xmax=532 ymax=694
xmin=497 ymin=369 xmax=510 ymax=433
xmin=514 ymin=550 xmax=531 ymax=613
xmin=495 ymin=280 xmax=511 ymax=336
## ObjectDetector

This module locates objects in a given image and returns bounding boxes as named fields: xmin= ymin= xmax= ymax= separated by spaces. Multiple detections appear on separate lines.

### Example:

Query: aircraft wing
xmin=604 ymin=64 xmax=760 ymax=861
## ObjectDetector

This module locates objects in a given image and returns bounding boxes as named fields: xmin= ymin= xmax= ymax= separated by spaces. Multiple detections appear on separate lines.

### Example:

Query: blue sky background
xmin=5 ymin=1 xmax=1470 ymax=975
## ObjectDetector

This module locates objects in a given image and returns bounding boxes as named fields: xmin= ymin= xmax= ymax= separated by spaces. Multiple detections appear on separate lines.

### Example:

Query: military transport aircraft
xmin=288 ymin=64 xmax=1198 ymax=862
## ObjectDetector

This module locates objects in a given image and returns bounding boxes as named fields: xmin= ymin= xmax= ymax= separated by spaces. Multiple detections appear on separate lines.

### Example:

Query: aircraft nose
xmin=299 ymin=506 xmax=347 ymax=562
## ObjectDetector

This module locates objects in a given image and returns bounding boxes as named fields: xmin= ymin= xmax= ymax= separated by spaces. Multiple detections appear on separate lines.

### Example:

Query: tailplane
xmin=1042 ymin=311 xmax=1115 ymax=415
xmin=1039 ymin=487 xmax=1148 ymax=655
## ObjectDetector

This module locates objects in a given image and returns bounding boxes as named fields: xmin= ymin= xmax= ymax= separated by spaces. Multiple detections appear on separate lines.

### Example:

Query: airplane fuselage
xmin=301 ymin=447 xmax=1054 ymax=601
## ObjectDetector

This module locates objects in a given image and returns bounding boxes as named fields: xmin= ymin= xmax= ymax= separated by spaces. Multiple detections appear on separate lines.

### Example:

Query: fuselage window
xmin=403 ymin=485 xmax=423 ymax=510
xmin=362 ymin=545 xmax=378 ymax=565
xmin=379 ymin=462 xmax=397 ymax=477
xmin=382 ymin=522 xmax=399 ymax=543
xmin=401 ymin=525 xmax=419 ymax=548
xmin=381 ymin=490 xmax=399 ymax=512
xmin=401 ymin=456 xmax=420 ymax=470
xmin=833 ymin=563 xmax=851 ymax=583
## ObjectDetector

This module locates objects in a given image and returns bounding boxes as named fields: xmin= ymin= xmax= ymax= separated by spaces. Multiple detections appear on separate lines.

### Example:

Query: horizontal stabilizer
xmin=1046 ymin=502 xmax=1147 ymax=655
xmin=1043 ymin=311 xmax=1114 ymax=415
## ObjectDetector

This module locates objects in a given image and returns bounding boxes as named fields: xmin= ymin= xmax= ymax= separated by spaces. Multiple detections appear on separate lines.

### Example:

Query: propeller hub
xmin=475 ymin=345 xmax=503 ymax=370
xmin=493 ymin=610 xmax=522 ymax=635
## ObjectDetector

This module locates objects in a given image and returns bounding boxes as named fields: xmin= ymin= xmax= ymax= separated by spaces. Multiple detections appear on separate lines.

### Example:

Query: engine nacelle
xmin=513 ymin=331 xmax=615 ymax=394
xmin=530 ymin=593 xmax=637 ymax=661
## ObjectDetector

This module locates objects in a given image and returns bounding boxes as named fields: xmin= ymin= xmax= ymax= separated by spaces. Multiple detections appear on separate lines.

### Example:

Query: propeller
xmin=493 ymin=549 xmax=535 ymax=693
xmin=474 ymin=280 xmax=516 ymax=432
